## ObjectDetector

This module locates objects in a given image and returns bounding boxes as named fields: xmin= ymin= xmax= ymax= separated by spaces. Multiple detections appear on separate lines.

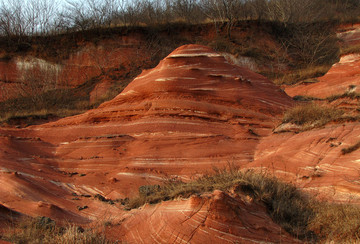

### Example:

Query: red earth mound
xmin=113 ymin=190 xmax=300 ymax=243
xmin=0 ymin=44 xmax=298 ymax=240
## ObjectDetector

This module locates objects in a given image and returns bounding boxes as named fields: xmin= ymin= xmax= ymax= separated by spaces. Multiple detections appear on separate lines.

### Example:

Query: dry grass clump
xmin=309 ymin=202 xmax=360 ymax=242
xmin=282 ymin=103 xmax=344 ymax=130
xmin=273 ymin=65 xmax=331 ymax=85
xmin=2 ymin=216 xmax=111 ymax=244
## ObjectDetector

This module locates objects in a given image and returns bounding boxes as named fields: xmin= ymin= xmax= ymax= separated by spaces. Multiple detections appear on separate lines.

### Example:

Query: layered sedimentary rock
xmin=275 ymin=25 xmax=360 ymax=202
xmin=0 ymin=44 xmax=293 ymax=228
xmin=2 ymin=42 xmax=360 ymax=242
xmin=253 ymin=123 xmax=360 ymax=202
xmin=0 ymin=36 xmax=150 ymax=102
xmin=115 ymin=190 xmax=300 ymax=243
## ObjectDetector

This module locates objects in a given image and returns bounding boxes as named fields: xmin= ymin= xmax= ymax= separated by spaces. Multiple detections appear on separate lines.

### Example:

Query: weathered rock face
xmin=0 ymin=36 xmax=151 ymax=102
xmin=115 ymin=190 xmax=300 ymax=243
xmin=253 ymin=123 xmax=360 ymax=202
xmin=273 ymin=25 xmax=360 ymax=202
xmin=285 ymin=54 xmax=360 ymax=98
xmin=0 ymin=44 xmax=294 ymax=235
xmin=34 ymin=44 xmax=293 ymax=179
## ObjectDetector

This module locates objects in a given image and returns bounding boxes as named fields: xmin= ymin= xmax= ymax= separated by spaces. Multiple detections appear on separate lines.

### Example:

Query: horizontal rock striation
xmin=0 ymin=45 xmax=293 ymax=226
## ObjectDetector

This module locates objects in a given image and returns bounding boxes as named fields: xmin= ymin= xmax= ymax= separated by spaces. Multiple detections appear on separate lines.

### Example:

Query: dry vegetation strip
xmin=2 ymin=216 xmax=111 ymax=244
xmin=273 ymin=65 xmax=332 ymax=86
xmin=282 ymin=103 xmax=344 ymax=130
xmin=126 ymin=169 xmax=360 ymax=243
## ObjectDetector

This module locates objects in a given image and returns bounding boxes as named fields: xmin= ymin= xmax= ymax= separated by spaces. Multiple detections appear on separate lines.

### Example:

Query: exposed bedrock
xmin=0 ymin=44 xmax=294 ymax=223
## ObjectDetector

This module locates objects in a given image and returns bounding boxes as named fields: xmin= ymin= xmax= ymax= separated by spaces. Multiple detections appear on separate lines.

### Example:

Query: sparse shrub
xmin=209 ymin=36 xmax=233 ymax=53
xmin=326 ymin=91 xmax=360 ymax=102
xmin=272 ymin=21 xmax=339 ymax=67
xmin=282 ymin=103 xmax=344 ymax=130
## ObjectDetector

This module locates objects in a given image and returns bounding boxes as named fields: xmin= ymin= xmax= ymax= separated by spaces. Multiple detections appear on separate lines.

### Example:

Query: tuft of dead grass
xmin=326 ymin=91 xmax=360 ymax=102
xmin=282 ymin=103 xmax=344 ymax=130
xmin=2 ymin=216 xmax=112 ymax=244
xmin=309 ymin=202 xmax=360 ymax=242
xmin=273 ymin=65 xmax=331 ymax=85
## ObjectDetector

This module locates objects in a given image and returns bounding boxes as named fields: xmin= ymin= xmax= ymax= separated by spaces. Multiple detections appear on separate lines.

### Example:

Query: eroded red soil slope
xmin=114 ymin=190 xmax=300 ymax=243
xmin=0 ymin=35 xmax=151 ymax=102
xmin=253 ymin=123 xmax=360 ymax=202
xmin=0 ymin=45 xmax=296 ymax=241
xmin=263 ymin=25 xmax=360 ymax=202
xmin=285 ymin=24 xmax=360 ymax=99
xmin=285 ymin=54 xmax=360 ymax=98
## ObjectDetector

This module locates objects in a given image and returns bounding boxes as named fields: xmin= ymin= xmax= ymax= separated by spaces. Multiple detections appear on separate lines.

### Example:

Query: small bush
xmin=282 ymin=103 xmax=344 ymax=130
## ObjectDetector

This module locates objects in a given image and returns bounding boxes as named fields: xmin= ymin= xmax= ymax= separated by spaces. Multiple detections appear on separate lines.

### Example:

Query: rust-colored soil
xmin=1 ymin=42 xmax=360 ymax=242
xmin=0 ymin=44 xmax=298 ymax=241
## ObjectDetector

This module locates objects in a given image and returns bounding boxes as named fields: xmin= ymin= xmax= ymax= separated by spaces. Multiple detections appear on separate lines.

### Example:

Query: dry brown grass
xmin=2 ymin=216 xmax=111 ymax=244
xmin=340 ymin=43 xmax=360 ymax=56
xmin=326 ymin=91 xmax=360 ymax=102
xmin=2 ymin=171 xmax=359 ymax=243
xmin=282 ymin=103 xmax=344 ymax=130
xmin=309 ymin=202 xmax=360 ymax=242
xmin=273 ymin=65 xmax=331 ymax=85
